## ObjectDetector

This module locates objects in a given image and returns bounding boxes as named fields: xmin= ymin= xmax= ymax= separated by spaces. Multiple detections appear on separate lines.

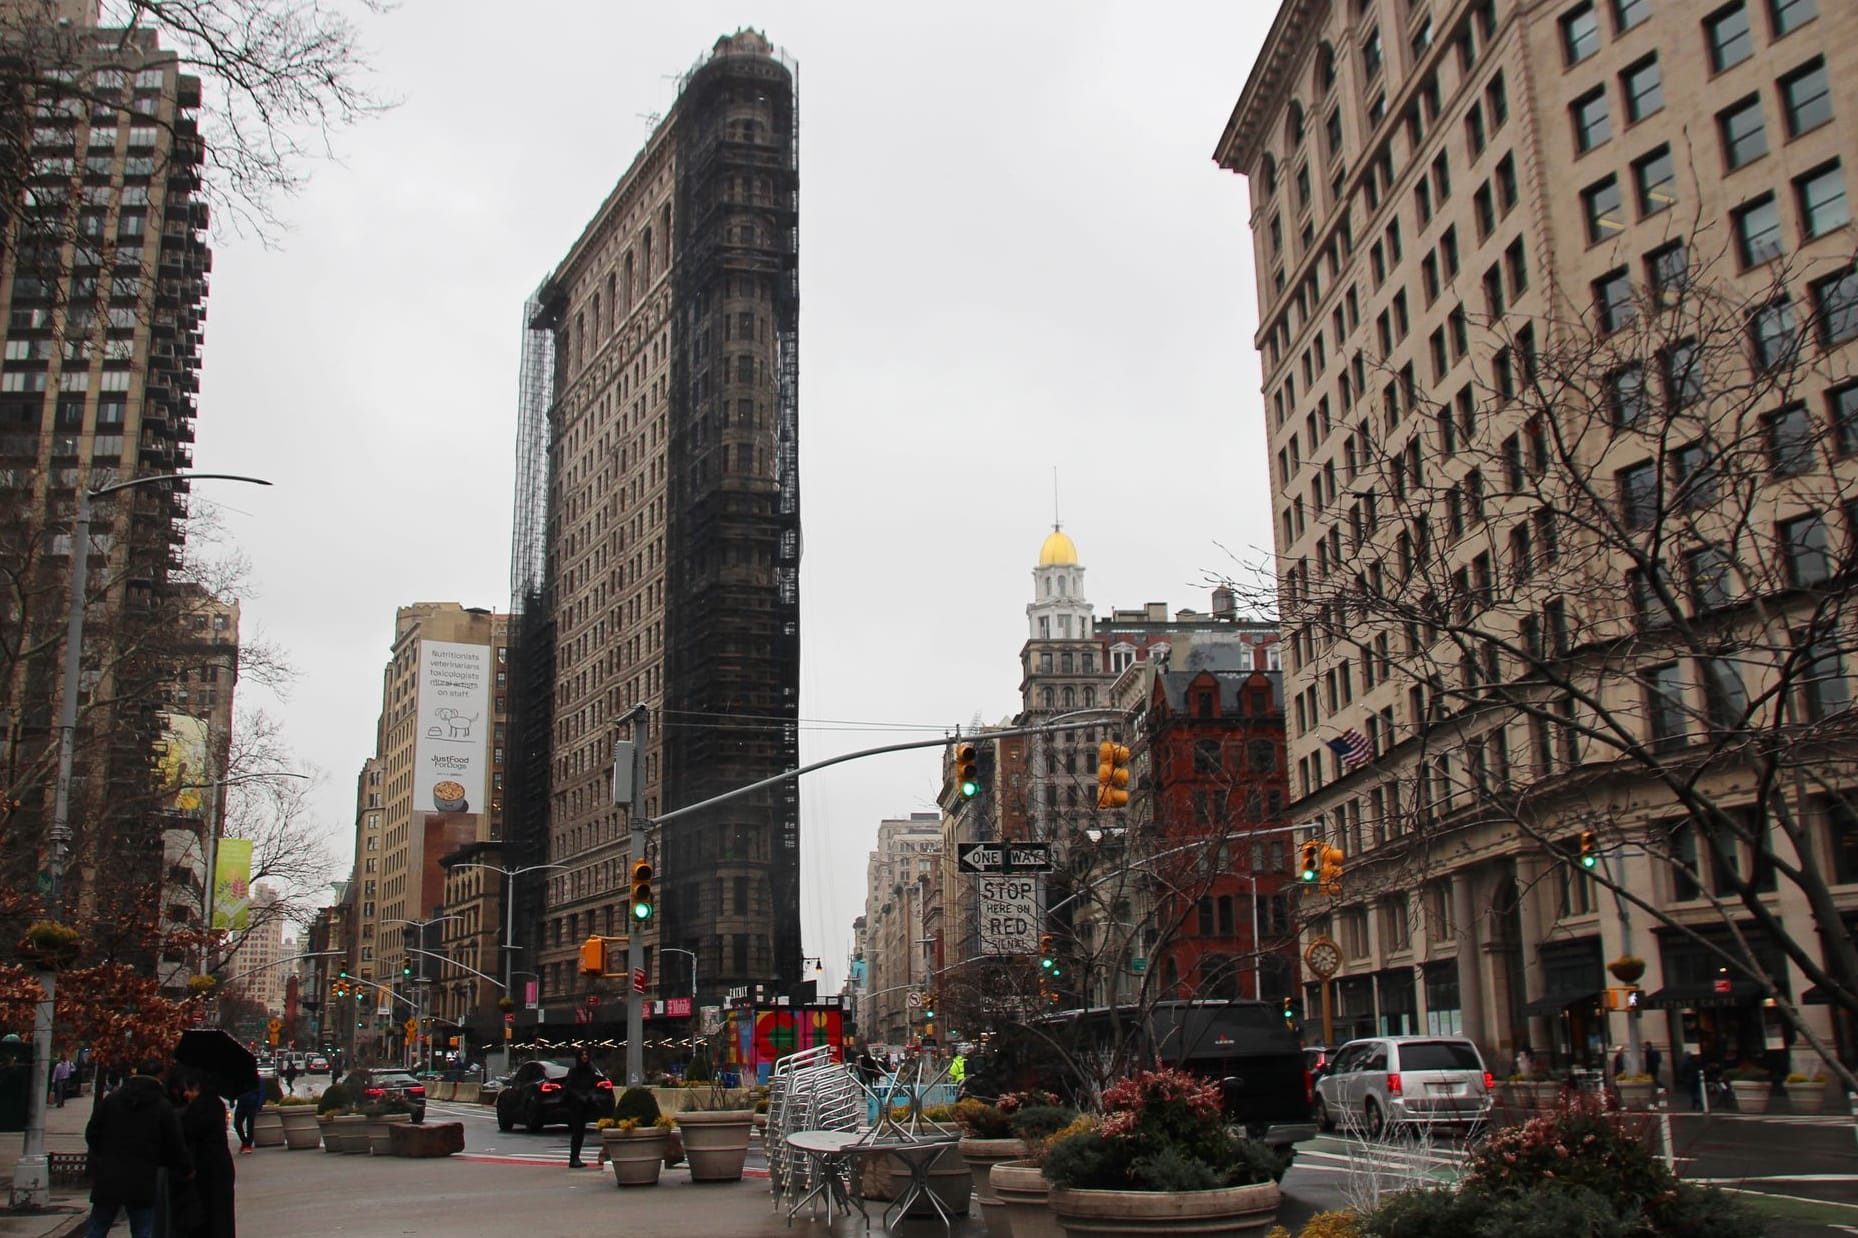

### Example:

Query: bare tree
xmin=1224 ymin=237 xmax=1858 ymax=1091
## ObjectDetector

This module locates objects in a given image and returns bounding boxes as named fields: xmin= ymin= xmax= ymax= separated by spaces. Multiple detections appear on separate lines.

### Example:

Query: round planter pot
xmin=885 ymin=1143 xmax=970 ymax=1218
xmin=329 ymin=1113 xmax=368 ymax=1154
xmin=1730 ymin=1080 xmax=1772 ymax=1114
xmin=367 ymin=1113 xmax=414 ymax=1155
xmin=602 ymin=1128 xmax=668 ymax=1187
xmin=318 ymin=1116 xmax=342 ymax=1154
xmin=1787 ymin=1082 xmax=1829 ymax=1113
xmin=991 ymin=1160 xmax=1062 ymax=1238
xmin=674 ymin=1110 xmax=754 ymax=1183
xmin=960 ymin=1136 xmax=1028 ymax=1203
xmin=1048 ymin=1180 xmax=1282 ymax=1238
xmin=1616 ymin=1082 xmax=1654 ymax=1110
xmin=252 ymin=1107 xmax=285 ymax=1148
xmin=279 ymin=1107 xmax=321 ymax=1150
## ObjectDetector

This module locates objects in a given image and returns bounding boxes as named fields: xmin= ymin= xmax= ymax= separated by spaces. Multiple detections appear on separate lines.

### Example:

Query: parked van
xmin=1312 ymin=1035 xmax=1492 ymax=1136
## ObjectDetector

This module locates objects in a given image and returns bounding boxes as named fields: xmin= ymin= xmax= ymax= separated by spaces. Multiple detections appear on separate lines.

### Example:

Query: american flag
xmin=1326 ymin=729 xmax=1374 ymax=768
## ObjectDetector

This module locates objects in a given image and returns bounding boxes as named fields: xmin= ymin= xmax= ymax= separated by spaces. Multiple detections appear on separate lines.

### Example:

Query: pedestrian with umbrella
xmin=173 ymin=1067 xmax=236 ymax=1238
xmin=173 ymin=1029 xmax=260 ymax=1155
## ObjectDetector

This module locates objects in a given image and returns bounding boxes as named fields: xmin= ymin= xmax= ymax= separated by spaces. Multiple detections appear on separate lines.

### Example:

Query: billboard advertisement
xmin=212 ymin=837 xmax=253 ymax=930
xmin=413 ymin=640 xmax=490 ymax=815
xmin=156 ymin=713 xmax=210 ymax=813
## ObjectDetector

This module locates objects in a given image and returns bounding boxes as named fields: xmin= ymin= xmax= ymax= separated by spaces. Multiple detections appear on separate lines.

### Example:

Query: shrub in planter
xmin=1041 ymin=1070 xmax=1288 ymax=1192
xmin=1262 ymin=1212 xmax=1363 ymax=1238
xmin=612 ymin=1086 xmax=661 ymax=1126
xmin=1724 ymin=1063 xmax=1770 ymax=1084
xmin=1008 ymin=1105 xmax=1077 ymax=1145
xmin=316 ymin=1083 xmax=352 ymax=1115
xmin=953 ymin=1098 xmax=1011 ymax=1139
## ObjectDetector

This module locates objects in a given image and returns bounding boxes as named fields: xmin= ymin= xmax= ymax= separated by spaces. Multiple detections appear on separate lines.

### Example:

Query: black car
xmin=494 ymin=1059 xmax=616 ymax=1132
xmin=346 ymin=1069 xmax=427 ymax=1123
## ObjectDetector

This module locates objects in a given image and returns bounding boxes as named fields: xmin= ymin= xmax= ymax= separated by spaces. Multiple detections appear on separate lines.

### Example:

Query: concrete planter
xmin=674 ymin=1110 xmax=754 ymax=1182
xmin=387 ymin=1121 xmax=464 ymax=1158
xmin=885 ymin=1142 xmax=970 ymax=1217
xmin=327 ymin=1113 xmax=368 ymax=1154
xmin=252 ymin=1106 xmax=285 ymax=1148
xmin=1730 ymin=1080 xmax=1772 ymax=1114
xmin=960 ymin=1136 xmax=1028 ymax=1203
xmin=991 ymin=1160 xmax=1062 ymax=1238
xmin=366 ymin=1112 xmax=414 ymax=1155
xmin=279 ymin=1106 xmax=321 ymax=1150
xmin=1616 ymin=1082 xmax=1655 ymax=1110
xmin=602 ymin=1128 xmax=668 ymax=1187
xmin=1048 ymin=1181 xmax=1282 ymax=1238
xmin=1787 ymin=1081 xmax=1831 ymax=1112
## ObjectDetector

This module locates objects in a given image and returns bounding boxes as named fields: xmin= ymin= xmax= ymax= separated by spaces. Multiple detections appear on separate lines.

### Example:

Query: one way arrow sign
xmin=957 ymin=842 xmax=1003 ymax=874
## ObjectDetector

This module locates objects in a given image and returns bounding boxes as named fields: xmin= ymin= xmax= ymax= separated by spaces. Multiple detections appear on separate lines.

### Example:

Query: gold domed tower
xmin=1024 ymin=524 xmax=1096 ymax=717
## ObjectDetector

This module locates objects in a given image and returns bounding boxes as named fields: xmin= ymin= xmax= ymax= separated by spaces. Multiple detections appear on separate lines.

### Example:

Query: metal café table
xmin=784 ymin=1129 xmax=868 ymax=1227
xmin=860 ymin=1137 xmax=961 ymax=1235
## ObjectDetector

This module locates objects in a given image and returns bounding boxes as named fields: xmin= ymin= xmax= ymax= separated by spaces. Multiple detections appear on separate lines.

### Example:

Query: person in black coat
xmin=174 ymin=1069 xmax=235 ymax=1238
xmin=84 ymin=1061 xmax=191 ymax=1238
xmin=564 ymin=1049 xmax=598 ymax=1169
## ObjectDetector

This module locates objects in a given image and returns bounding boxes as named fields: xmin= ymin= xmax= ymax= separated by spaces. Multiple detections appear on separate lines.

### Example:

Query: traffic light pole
xmin=623 ymin=706 xmax=649 ymax=1088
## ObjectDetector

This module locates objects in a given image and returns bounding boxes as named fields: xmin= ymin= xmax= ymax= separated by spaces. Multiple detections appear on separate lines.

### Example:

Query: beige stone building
xmin=347 ymin=603 xmax=507 ymax=1060
xmin=222 ymin=882 xmax=284 ymax=1015
xmin=862 ymin=814 xmax=941 ymax=1047
xmin=1219 ymin=0 xmax=1858 ymax=1077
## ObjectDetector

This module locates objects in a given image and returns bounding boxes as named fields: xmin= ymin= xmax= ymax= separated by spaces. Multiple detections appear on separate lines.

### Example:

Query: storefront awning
xmin=1520 ymin=990 xmax=1601 ymax=1018
xmin=1641 ymin=981 xmax=1762 ymax=1010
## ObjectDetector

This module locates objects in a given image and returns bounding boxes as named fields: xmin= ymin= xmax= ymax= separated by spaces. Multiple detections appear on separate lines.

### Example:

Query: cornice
xmin=1214 ymin=0 xmax=1329 ymax=175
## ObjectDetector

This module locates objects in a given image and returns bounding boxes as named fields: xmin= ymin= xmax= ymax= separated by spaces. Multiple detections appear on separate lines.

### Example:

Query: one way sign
xmin=957 ymin=841 xmax=1054 ymax=874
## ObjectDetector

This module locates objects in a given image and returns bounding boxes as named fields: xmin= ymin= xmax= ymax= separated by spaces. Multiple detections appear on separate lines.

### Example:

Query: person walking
xmin=564 ymin=1049 xmax=598 ymax=1169
xmin=83 ymin=1059 xmax=192 ymax=1238
xmin=50 ymin=1056 xmax=72 ymax=1108
xmin=230 ymin=1081 xmax=262 ymax=1154
xmin=279 ymin=1060 xmax=298 ymax=1095
xmin=175 ymin=1069 xmax=236 ymax=1238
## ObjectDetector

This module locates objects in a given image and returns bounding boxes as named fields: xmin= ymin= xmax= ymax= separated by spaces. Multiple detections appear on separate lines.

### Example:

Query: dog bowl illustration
xmin=432 ymin=780 xmax=468 ymax=813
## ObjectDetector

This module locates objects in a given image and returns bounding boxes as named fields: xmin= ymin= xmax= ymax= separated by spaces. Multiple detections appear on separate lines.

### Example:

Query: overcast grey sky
xmin=188 ymin=2 xmax=1278 ymax=990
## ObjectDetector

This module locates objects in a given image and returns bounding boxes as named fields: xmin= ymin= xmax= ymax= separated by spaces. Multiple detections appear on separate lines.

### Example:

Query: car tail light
xmin=407 ymin=1086 xmax=425 ymax=1097
xmin=1303 ymin=1068 xmax=1314 ymax=1105
xmin=1386 ymin=1073 xmax=1403 ymax=1095
xmin=539 ymin=1081 xmax=561 ymax=1093
xmin=364 ymin=1088 xmax=384 ymax=1099
xmin=596 ymin=1080 xmax=613 ymax=1091
xmin=1483 ymin=1072 xmax=1494 ymax=1092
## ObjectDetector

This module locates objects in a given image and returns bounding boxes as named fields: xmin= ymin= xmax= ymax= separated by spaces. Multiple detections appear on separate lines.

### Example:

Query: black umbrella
xmin=175 ymin=1027 xmax=259 ymax=1100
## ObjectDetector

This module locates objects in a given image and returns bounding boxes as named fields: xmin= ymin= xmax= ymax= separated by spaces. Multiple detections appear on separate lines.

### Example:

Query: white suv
xmin=1313 ymin=1035 xmax=1492 ymax=1136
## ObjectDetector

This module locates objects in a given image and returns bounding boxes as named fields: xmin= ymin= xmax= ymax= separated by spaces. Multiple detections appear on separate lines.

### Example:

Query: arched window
xmin=1084 ymin=687 xmax=1096 ymax=707
xmin=1063 ymin=687 xmax=1076 ymax=708
xmin=1259 ymin=153 xmax=1277 ymax=196
xmin=1316 ymin=42 xmax=1337 ymax=93
xmin=1041 ymin=687 xmax=1055 ymax=709
xmin=1287 ymin=101 xmax=1305 ymax=147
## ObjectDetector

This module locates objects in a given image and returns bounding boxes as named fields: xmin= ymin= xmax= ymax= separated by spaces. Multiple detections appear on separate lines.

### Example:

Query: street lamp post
xmin=12 ymin=470 xmax=269 ymax=1209
xmin=662 ymin=947 xmax=697 ymax=1009
xmin=447 ymin=862 xmax=567 ymax=1001
xmin=193 ymin=770 xmax=309 ymax=973
xmin=387 ymin=916 xmax=462 ymax=1071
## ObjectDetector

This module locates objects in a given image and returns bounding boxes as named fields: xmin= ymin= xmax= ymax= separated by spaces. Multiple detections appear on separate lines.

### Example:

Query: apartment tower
xmin=0 ymin=1 xmax=212 ymax=929
xmin=1219 ymin=0 xmax=1857 ymax=1069
xmin=508 ymin=29 xmax=800 ymax=1023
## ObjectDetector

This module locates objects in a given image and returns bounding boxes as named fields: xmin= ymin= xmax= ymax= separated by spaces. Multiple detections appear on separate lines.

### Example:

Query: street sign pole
xmin=622 ymin=707 xmax=649 ymax=1088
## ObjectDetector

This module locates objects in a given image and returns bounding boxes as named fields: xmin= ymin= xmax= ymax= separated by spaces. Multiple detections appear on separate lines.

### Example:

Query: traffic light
xmin=629 ymin=859 xmax=654 ymax=922
xmin=1318 ymin=845 xmax=1345 ymax=895
xmin=1096 ymin=741 xmax=1131 ymax=809
xmin=1299 ymin=841 xmax=1321 ymax=883
xmin=1039 ymin=934 xmax=1056 ymax=974
xmin=1282 ymin=997 xmax=1295 ymax=1022
xmin=923 ymin=993 xmax=936 ymax=1021
xmin=401 ymin=960 xmax=412 ymax=978
xmin=954 ymin=744 xmax=980 ymax=799
xmin=578 ymin=936 xmax=606 ymax=977
xmin=1579 ymin=830 xmax=1599 ymax=870
xmin=339 ymin=969 xmax=349 ymax=980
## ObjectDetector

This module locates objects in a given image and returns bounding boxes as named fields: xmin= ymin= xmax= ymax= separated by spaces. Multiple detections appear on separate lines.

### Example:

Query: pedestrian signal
xmin=578 ymin=936 xmax=606 ymax=977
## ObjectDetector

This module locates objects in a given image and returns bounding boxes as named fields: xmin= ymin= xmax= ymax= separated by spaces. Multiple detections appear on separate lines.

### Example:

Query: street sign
xmin=978 ymin=875 xmax=1038 ymax=956
xmin=957 ymin=842 xmax=1003 ymax=874
xmin=631 ymin=967 xmax=646 ymax=994
xmin=906 ymin=991 xmax=923 ymax=1009
xmin=267 ymin=1018 xmax=282 ymax=1034
xmin=1129 ymin=957 xmax=1147 ymax=973
xmin=958 ymin=841 xmax=1053 ymax=874
xmin=403 ymin=1017 xmax=418 ymax=1034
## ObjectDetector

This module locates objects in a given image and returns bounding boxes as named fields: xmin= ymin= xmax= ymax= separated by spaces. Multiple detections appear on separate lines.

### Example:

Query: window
xmin=1734 ymin=194 xmax=1783 ymax=266
xmin=1609 ymin=363 xmax=1648 ymax=427
xmin=1634 ymin=146 xmax=1676 ymax=216
xmin=1487 ymin=72 xmax=1509 ymax=126
xmin=1781 ymin=59 xmax=1831 ymax=136
xmin=1813 ymin=266 xmax=1858 ymax=344
xmin=1506 ymin=240 xmax=1529 ymax=295
xmin=1643 ymin=663 xmax=1687 ymax=751
xmin=1664 ymin=339 xmax=1703 ymax=408
xmin=1750 ymin=299 xmax=1801 ymax=371
xmin=1563 ymin=3 xmax=1601 ymax=63
xmin=1648 ymin=242 xmax=1689 ymax=302
xmin=1797 ymin=162 xmax=1849 ymax=238
xmin=1801 ymin=633 xmax=1849 ymax=720
xmin=1766 ymin=402 xmax=1813 ymax=472
xmin=1473 ymin=184 xmax=1495 ymax=238
xmin=1622 ymin=56 xmax=1664 ymax=121
xmin=1362 ymin=27 xmax=1383 ymax=78
xmin=1687 ymin=545 xmax=1735 ymax=611
xmin=1770 ymin=0 xmax=1816 ymax=38
xmin=1495 ymin=154 xmax=1518 ymax=212
xmin=1619 ymin=460 xmax=1658 ymax=527
xmin=1595 ymin=269 xmax=1635 ymax=332
xmin=1583 ymin=175 xmax=1625 ymax=241
xmin=1671 ymin=441 xmax=1718 ymax=510
xmin=1832 ymin=382 xmax=1858 ymax=454
xmin=1780 ymin=511 xmax=1832 ymax=586
xmin=1829 ymin=797 xmax=1858 ymax=885
xmin=1707 ymin=3 xmax=1753 ymax=70
xmin=1465 ymin=103 xmax=1487 ymax=155
xmin=1572 ymin=88 xmax=1611 ymax=152
xmin=1629 ymin=565 xmax=1675 ymax=626
xmin=1719 ymin=96 xmax=1767 ymax=169
xmin=1699 ymin=657 xmax=1748 ymax=736
xmin=1614 ymin=0 xmax=1651 ymax=29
